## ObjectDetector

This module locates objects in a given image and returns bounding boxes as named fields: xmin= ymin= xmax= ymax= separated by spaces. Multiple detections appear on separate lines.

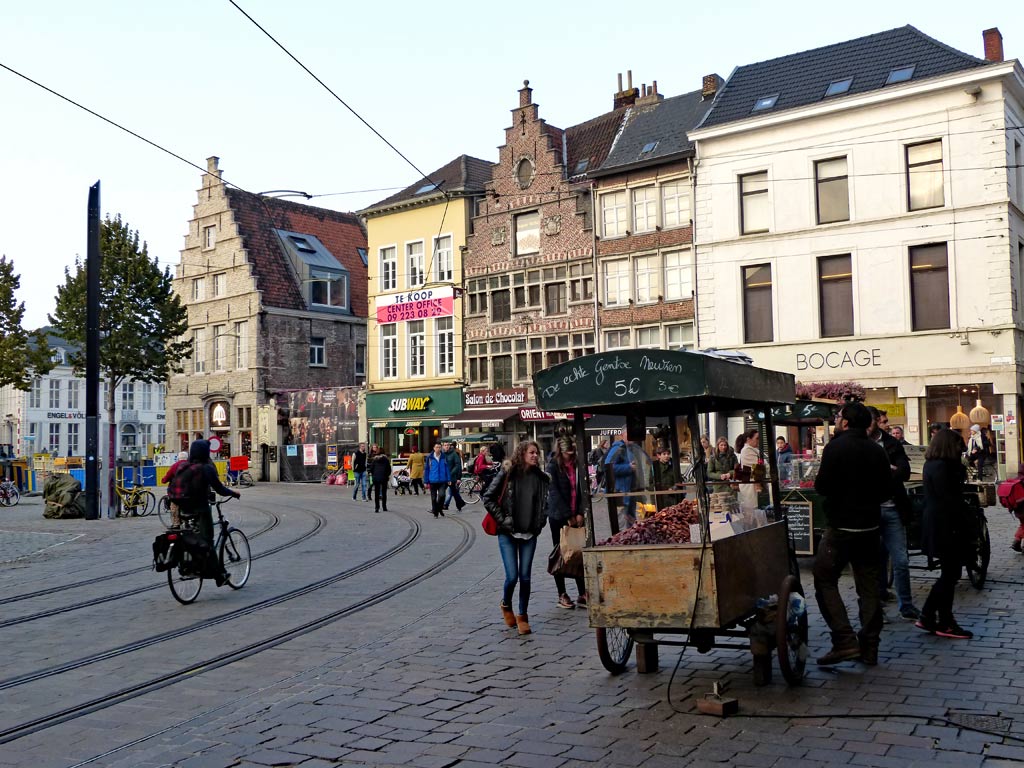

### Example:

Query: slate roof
xmin=699 ymin=25 xmax=989 ymax=129
xmin=363 ymin=155 xmax=493 ymax=213
xmin=563 ymin=107 xmax=631 ymax=179
xmin=225 ymin=188 xmax=368 ymax=315
xmin=592 ymin=88 xmax=709 ymax=176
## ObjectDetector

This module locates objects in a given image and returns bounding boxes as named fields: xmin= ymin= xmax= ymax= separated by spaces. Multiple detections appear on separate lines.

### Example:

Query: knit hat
xmin=970 ymin=424 xmax=981 ymax=433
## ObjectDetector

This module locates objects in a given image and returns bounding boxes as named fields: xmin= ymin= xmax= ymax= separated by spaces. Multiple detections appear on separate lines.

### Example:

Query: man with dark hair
xmin=867 ymin=406 xmax=919 ymax=621
xmin=813 ymin=401 xmax=893 ymax=666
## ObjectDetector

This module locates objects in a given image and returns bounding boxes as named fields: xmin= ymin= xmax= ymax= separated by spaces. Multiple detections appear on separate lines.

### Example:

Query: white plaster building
xmin=690 ymin=26 xmax=1024 ymax=472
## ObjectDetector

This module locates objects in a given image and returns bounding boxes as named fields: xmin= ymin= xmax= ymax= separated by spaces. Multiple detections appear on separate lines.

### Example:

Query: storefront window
xmin=925 ymin=383 xmax=996 ymax=431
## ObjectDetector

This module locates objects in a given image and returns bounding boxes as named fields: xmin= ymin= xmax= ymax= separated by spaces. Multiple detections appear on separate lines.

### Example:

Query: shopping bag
xmin=481 ymin=511 xmax=499 ymax=536
xmin=547 ymin=544 xmax=583 ymax=579
xmin=559 ymin=525 xmax=586 ymax=561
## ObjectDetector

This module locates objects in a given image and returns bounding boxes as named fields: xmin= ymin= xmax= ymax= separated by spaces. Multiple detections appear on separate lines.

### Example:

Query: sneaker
xmin=900 ymin=606 xmax=922 ymax=621
xmin=557 ymin=594 xmax=575 ymax=609
xmin=576 ymin=593 xmax=588 ymax=607
xmin=816 ymin=645 xmax=861 ymax=666
xmin=935 ymin=624 xmax=973 ymax=639
xmin=1012 ymin=540 xmax=1022 ymax=552
xmin=915 ymin=618 xmax=937 ymax=633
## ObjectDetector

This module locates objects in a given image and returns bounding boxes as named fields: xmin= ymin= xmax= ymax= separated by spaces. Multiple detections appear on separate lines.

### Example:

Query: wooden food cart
xmin=534 ymin=349 xmax=809 ymax=685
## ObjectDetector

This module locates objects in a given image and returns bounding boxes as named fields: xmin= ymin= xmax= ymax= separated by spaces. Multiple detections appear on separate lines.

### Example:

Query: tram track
xmin=0 ymin=505 xmax=328 ymax=628
xmin=0 ymin=503 xmax=283 ymax=605
xmin=0 ymin=513 xmax=473 ymax=746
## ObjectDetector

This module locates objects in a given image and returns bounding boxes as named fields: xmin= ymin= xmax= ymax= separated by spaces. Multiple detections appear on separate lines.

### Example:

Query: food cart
xmin=534 ymin=349 xmax=809 ymax=685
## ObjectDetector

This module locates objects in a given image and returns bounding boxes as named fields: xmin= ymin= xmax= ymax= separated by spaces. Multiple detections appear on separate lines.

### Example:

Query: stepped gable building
xmin=589 ymin=75 xmax=718 ymax=354
xmin=360 ymin=155 xmax=492 ymax=455
xmin=460 ymin=81 xmax=624 ymax=449
xmin=689 ymin=26 xmax=1024 ymax=469
xmin=168 ymin=157 xmax=368 ymax=480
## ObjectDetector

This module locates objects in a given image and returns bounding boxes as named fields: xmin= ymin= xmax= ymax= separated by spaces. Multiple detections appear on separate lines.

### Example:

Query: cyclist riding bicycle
xmin=171 ymin=440 xmax=240 ymax=545
xmin=473 ymin=446 xmax=498 ymax=492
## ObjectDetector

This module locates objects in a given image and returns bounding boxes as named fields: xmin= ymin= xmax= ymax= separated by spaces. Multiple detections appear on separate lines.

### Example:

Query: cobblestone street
xmin=1 ymin=485 xmax=1022 ymax=767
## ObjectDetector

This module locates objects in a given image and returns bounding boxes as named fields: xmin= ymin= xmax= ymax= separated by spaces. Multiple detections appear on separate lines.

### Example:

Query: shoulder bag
xmin=481 ymin=472 xmax=510 ymax=536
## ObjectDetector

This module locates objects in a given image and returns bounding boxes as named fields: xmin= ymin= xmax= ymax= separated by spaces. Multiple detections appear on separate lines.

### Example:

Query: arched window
xmin=121 ymin=424 xmax=137 ymax=450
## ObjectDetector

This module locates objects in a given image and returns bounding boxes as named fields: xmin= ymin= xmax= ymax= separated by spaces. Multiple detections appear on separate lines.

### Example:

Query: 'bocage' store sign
xmin=796 ymin=348 xmax=881 ymax=371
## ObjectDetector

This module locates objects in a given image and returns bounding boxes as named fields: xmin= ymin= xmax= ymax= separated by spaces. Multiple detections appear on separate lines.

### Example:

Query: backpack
xmin=167 ymin=462 xmax=207 ymax=509
xmin=998 ymin=477 xmax=1024 ymax=511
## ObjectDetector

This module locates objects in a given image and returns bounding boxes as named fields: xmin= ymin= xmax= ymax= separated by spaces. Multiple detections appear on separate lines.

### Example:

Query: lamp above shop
xmin=969 ymin=399 xmax=991 ymax=427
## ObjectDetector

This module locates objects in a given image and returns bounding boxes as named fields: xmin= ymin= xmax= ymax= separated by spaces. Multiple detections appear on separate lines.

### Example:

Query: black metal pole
xmin=84 ymin=182 xmax=101 ymax=520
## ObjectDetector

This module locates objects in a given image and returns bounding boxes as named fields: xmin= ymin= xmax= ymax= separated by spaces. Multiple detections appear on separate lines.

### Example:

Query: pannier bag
xmin=998 ymin=477 xmax=1024 ymax=511
xmin=153 ymin=529 xmax=219 ymax=577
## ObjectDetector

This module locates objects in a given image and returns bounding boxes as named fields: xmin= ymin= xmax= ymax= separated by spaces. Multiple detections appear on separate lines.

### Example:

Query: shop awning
xmin=441 ymin=407 xmax=519 ymax=426
xmin=461 ymin=433 xmax=500 ymax=443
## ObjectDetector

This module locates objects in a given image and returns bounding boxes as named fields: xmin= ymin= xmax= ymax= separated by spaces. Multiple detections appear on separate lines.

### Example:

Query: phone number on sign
xmin=382 ymin=299 xmax=447 ymax=322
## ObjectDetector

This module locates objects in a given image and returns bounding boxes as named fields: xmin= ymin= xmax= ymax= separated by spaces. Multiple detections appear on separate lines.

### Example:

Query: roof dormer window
xmin=309 ymin=269 xmax=348 ymax=311
xmin=824 ymin=78 xmax=853 ymax=97
xmin=885 ymin=66 xmax=915 ymax=85
xmin=415 ymin=183 xmax=439 ymax=195
xmin=752 ymin=94 xmax=779 ymax=112
xmin=289 ymin=236 xmax=316 ymax=253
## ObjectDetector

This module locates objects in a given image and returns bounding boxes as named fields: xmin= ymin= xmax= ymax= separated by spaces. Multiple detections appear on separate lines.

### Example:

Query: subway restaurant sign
xmin=388 ymin=396 xmax=431 ymax=412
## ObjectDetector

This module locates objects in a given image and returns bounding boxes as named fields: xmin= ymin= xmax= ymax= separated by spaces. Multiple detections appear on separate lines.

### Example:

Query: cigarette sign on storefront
xmin=376 ymin=286 xmax=455 ymax=324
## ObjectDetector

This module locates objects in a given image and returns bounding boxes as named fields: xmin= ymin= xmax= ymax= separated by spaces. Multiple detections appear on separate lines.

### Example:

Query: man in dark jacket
xmin=351 ymin=443 xmax=368 ymax=502
xmin=868 ymin=407 xmax=920 ymax=621
xmin=443 ymin=442 xmax=466 ymax=511
xmin=813 ymin=402 xmax=893 ymax=666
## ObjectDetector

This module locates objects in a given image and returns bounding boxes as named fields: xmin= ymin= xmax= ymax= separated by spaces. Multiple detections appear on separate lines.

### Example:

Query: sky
xmin=2 ymin=1 xmax=1021 ymax=330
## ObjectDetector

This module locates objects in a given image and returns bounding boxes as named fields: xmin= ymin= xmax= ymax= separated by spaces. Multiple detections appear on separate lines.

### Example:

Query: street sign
xmin=208 ymin=435 xmax=223 ymax=452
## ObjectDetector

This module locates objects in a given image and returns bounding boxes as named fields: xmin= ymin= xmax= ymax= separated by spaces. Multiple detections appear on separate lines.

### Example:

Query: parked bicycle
xmin=0 ymin=479 xmax=20 ymax=507
xmin=227 ymin=469 xmax=255 ymax=488
xmin=115 ymin=482 xmax=156 ymax=517
xmin=164 ymin=495 xmax=251 ymax=604
xmin=156 ymin=493 xmax=173 ymax=527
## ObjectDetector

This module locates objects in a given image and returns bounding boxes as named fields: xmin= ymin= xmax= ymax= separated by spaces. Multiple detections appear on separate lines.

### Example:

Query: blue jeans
xmin=498 ymin=533 xmax=537 ymax=615
xmin=878 ymin=505 xmax=914 ymax=611
xmin=445 ymin=480 xmax=465 ymax=509
xmin=352 ymin=471 xmax=367 ymax=499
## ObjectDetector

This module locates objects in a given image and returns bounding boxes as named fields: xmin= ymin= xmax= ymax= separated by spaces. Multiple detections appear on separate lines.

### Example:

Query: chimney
xmin=613 ymin=70 xmax=640 ymax=109
xmin=702 ymin=73 xmax=723 ymax=101
xmin=983 ymin=27 xmax=1003 ymax=62
xmin=519 ymin=79 xmax=533 ymax=108
xmin=636 ymin=80 xmax=664 ymax=106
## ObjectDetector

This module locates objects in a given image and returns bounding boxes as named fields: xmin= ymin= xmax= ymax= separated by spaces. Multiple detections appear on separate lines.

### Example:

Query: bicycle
xmin=166 ymin=496 xmax=251 ymax=604
xmin=0 ymin=479 xmax=20 ymax=507
xmin=227 ymin=469 xmax=255 ymax=488
xmin=458 ymin=473 xmax=491 ymax=504
xmin=156 ymin=494 xmax=173 ymax=527
xmin=115 ymin=482 xmax=156 ymax=517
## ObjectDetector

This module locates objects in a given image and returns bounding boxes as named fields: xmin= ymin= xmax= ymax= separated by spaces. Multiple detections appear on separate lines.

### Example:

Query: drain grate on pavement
xmin=945 ymin=710 xmax=1013 ymax=733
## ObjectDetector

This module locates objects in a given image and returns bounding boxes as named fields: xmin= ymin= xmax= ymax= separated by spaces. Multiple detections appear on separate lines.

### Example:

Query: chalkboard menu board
xmin=783 ymin=501 xmax=814 ymax=555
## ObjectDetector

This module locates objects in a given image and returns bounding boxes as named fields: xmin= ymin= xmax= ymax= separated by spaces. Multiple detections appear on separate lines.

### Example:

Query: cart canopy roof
xmin=533 ymin=349 xmax=794 ymax=415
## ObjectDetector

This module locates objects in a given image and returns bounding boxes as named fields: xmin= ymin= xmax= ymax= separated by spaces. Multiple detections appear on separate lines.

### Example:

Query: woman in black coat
xmin=918 ymin=428 xmax=973 ymax=639
xmin=545 ymin=437 xmax=586 ymax=610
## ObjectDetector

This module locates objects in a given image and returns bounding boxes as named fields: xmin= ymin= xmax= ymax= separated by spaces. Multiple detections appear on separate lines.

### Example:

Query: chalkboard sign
xmin=533 ymin=350 xmax=794 ymax=413
xmin=783 ymin=501 xmax=814 ymax=555
xmin=904 ymin=444 xmax=926 ymax=478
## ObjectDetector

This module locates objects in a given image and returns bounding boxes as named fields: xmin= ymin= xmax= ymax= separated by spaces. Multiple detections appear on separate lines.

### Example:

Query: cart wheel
xmin=776 ymin=575 xmax=808 ymax=686
xmin=596 ymin=627 xmax=634 ymax=675
xmin=966 ymin=517 xmax=990 ymax=590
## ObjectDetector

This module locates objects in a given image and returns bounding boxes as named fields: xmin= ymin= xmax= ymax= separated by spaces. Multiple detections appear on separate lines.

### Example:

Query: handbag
xmin=547 ymin=544 xmax=584 ymax=579
xmin=559 ymin=524 xmax=586 ymax=561
xmin=481 ymin=472 xmax=510 ymax=536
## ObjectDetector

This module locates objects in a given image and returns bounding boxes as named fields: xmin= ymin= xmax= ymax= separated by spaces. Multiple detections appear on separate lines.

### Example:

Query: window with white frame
xmin=740 ymin=171 xmax=769 ymax=234
xmin=121 ymin=382 xmax=135 ymax=410
xmin=212 ymin=273 xmax=226 ymax=297
xmin=604 ymin=329 xmax=631 ymax=349
xmin=513 ymin=214 xmax=539 ymax=257
xmin=140 ymin=424 xmax=152 ymax=450
xmin=157 ymin=424 xmax=165 ymax=446
xmin=49 ymin=379 xmax=60 ymax=408
xmin=436 ymin=317 xmax=454 ymax=375
xmin=310 ymin=270 xmax=348 ymax=309
xmin=664 ymin=250 xmax=694 ymax=301
xmin=157 ymin=384 xmax=166 ymax=412
xmin=233 ymin=321 xmax=248 ymax=369
xmin=601 ymin=191 xmax=627 ymax=238
xmin=635 ymin=255 xmax=660 ymax=303
xmin=662 ymin=180 xmax=690 ymax=229
xmin=203 ymin=225 xmax=216 ymax=249
xmin=309 ymin=337 xmax=326 ymax=366
xmin=636 ymin=326 xmax=661 ymax=349
xmin=121 ymin=424 xmax=136 ymax=450
xmin=603 ymin=259 xmax=630 ymax=307
xmin=632 ymin=187 xmax=657 ymax=233
xmin=380 ymin=324 xmax=397 ymax=378
xmin=569 ymin=262 xmax=593 ymax=302
xmin=380 ymin=247 xmax=397 ymax=291
xmin=67 ymin=379 xmax=79 ymax=409
xmin=906 ymin=140 xmax=944 ymax=211
xmin=67 ymin=423 xmax=80 ymax=455
xmin=407 ymin=241 xmax=424 ymax=287
xmin=434 ymin=235 xmax=453 ymax=281
xmin=409 ymin=320 xmax=425 ymax=377
xmin=212 ymin=324 xmax=226 ymax=370
xmin=141 ymin=382 xmax=152 ymax=411
xmin=355 ymin=343 xmax=366 ymax=377
xmin=191 ymin=278 xmax=205 ymax=302
xmin=815 ymin=157 xmax=850 ymax=224
xmin=49 ymin=423 xmax=60 ymax=453
xmin=666 ymin=323 xmax=695 ymax=350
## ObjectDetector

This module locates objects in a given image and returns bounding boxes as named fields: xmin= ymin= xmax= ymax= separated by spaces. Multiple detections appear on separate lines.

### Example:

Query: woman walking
xmin=423 ymin=443 xmax=450 ymax=518
xmin=917 ymin=428 xmax=974 ymax=639
xmin=545 ymin=438 xmax=587 ymax=610
xmin=484 ymin=441 xmax=549 ymax=635
xmin=407 ymin=448 xmax=425 ymax=496
xmin=368 ymin=447 xmax=392 ymax=513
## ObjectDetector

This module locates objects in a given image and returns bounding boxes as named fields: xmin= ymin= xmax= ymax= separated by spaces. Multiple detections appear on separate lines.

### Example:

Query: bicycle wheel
xmin=156 ymin=495 xmax=174 ymax=527
xmin=221 ymin=528 xmax=251 ymax=589
xmin=460 ymin=477 xmax=481 ymax=504
xmin=966 ymin=517 xmax=990 ymax=589
xmin=238 ymin=471 xmax=254 ymax=488
xmin=168 ymin=552 xmax=203 ymax=604
xmin=138 ymin=491 xmax=157 ymax=517
xmin=1 ymin=486 xmax=18 ymax=506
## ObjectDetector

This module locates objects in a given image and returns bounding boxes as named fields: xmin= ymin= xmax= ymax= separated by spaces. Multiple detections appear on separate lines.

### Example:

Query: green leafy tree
xmin=0 ymin=255 xmax=55 ymax=390
xmin=50 ymin=215 xmax=191 ymax=469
